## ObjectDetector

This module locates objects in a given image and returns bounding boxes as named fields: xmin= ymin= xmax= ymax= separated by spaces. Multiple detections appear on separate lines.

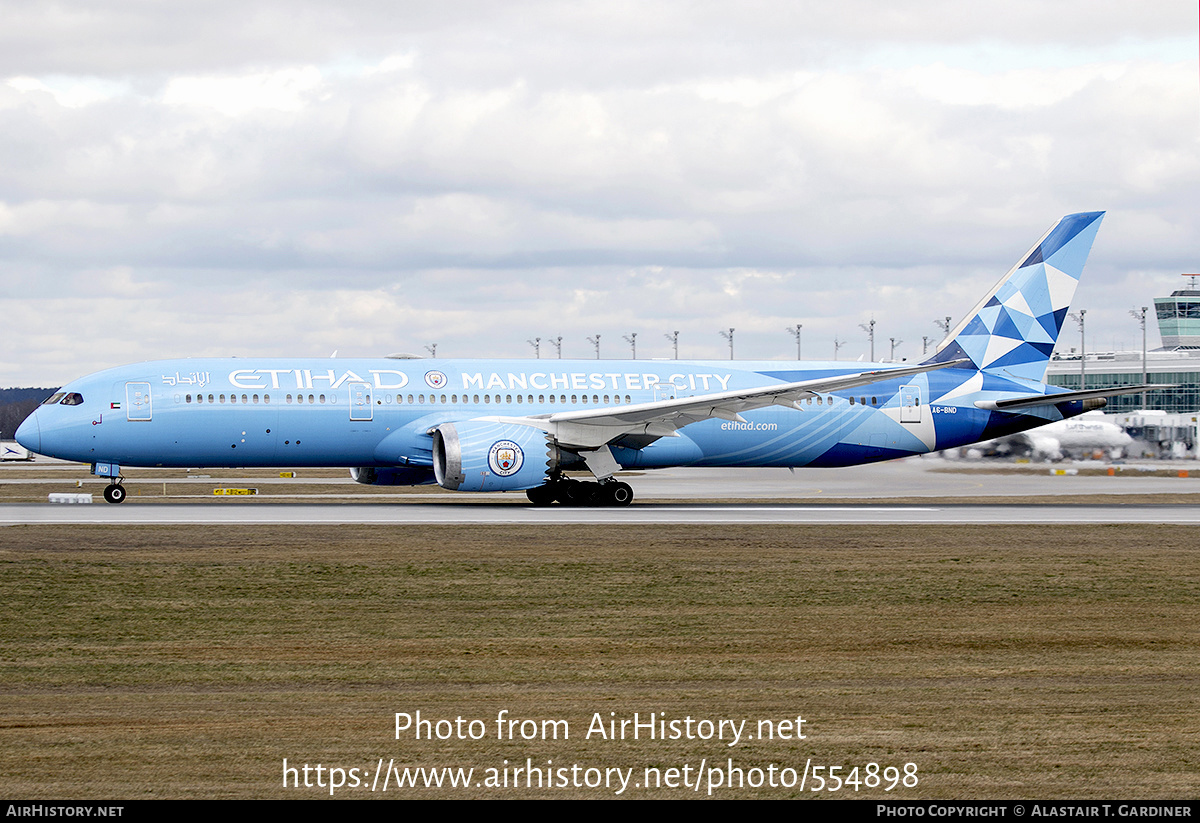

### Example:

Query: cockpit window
xmin=59 ymin=393 xmax=84 ymax=406
xmin=42 ymin=393 xmax=65 ymax=405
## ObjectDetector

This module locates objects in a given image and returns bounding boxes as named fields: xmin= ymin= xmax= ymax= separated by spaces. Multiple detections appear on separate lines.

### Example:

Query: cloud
xmin=0 ymin=2 xmax=1197 ymax=383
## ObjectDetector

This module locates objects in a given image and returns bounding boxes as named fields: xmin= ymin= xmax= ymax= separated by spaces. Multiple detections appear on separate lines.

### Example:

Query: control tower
xmin=1153 ymin=274 xmax=1200 ymax=350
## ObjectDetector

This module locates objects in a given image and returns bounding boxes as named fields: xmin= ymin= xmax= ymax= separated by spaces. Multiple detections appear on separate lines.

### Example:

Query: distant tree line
xmin=0 ymin=388 xmax=58 ymax=440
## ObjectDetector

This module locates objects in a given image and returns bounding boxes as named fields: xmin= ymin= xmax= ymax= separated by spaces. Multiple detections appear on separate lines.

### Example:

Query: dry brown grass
xmin=0 ymin=524 xmax=1197 ymax=798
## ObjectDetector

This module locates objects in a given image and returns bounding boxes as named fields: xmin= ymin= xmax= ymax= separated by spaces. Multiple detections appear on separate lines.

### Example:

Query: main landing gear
xmin=525 ymin=476 xmax=634 ymax=507
xmin=102 ymin=482 xmax=127 ymax=504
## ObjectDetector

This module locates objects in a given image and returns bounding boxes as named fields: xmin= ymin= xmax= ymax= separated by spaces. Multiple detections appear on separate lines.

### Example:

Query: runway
xmin=5 ymin=501 xmax=1200 ymax=525
xmin=4 ymin=457 xmax=1199 ymax=524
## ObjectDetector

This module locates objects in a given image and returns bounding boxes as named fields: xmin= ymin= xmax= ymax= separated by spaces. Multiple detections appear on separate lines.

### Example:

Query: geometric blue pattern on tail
xmin=925 ymin=212 xmax=1104 ymax=383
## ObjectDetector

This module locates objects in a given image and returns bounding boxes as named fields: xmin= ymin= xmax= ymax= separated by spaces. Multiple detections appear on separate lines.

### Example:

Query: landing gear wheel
xmin=605 ymin=482 xmax=634 ymax=507
xmin=557 ymin=479 xmax=595 ymax=506
xmin=526 ymin=484 xmax=557 ymax=506
xmin=103 ymin=483 xmax=127 ymax=504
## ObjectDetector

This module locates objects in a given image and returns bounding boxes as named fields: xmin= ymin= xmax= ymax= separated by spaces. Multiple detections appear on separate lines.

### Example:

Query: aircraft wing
xmin=504 ymin=359 xmax=968 ymax=450
xmin=973 ymin=384 xmax=1162 ymax=411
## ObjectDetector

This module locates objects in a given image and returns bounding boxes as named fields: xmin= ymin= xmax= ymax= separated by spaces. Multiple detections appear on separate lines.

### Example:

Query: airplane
xmin=968 ymin=411 xmax=1134 ymax=461
xmin=16 ymin=211 xmax=1154 ymax=506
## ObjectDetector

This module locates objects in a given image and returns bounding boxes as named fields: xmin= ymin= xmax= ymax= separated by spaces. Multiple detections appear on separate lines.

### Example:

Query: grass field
xmin=1 ymin=524 xmax=1197 ymax=798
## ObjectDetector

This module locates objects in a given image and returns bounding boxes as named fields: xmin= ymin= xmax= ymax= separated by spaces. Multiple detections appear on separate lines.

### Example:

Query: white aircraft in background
xmin=969 ymin=411 xmax=1134 ymax=461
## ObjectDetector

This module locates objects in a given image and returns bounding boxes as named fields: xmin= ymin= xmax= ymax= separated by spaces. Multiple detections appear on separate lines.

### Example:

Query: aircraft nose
xmin=15 ymin=410 xmax=40 ymax=454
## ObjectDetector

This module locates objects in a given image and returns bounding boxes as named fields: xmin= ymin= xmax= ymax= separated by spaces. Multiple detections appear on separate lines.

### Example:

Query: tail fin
xmin=926 ymin=212 xmax=1104 ymax=383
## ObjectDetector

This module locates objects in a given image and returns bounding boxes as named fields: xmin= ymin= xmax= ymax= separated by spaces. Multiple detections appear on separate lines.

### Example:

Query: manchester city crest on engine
xmin=488 ymin=440 xmax=524 ymax=476
xmin=424 ymin=370 xmax=448 ymax=389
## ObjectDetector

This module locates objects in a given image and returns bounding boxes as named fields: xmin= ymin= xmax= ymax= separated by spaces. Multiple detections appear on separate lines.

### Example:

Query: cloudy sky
xmin=2 ymin=1 xmax=1197 ymax=386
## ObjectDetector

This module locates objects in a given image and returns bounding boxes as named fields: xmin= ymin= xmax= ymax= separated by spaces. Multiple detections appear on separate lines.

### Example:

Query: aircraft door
xmin=349 ymin=382 xmax=373 ymax=421
xmin=900 ymin=385 xmax=921 ymax=424
xmin=125 ymin=382 xmax=152 ymax=421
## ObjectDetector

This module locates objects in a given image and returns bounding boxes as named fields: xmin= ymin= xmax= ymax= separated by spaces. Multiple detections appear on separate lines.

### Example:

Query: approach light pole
xmin=889 ymin=337 xmax=902 ymax=361
xmin=859 ymin=319 xmax=876 ymax=361
xmin=623 ymin=332 xmax=637 ymax=359
xmin=527 ymin=337 xmax=541 ymax=359
xmin=935 ymin=316 xmax=952 ymax=341
xmin=587 ymin=335 xmax=601 ymax=359
xmin=1068 ymin=309 xmax=1087 ymax=390
xmin=664 ymin=330 xmax=679 ymax=359
xmin=551 ymin=336 xmax=563 ymax=359
xmin=833 ymin=337 xmax=844 ymax=360
xmin=424 ymin=343 xmax=437 ymax=359
xmin=786 ymin=324 xmax=803 ymax=359
xmin=1130 ymin=306 xmax=1148 ymax=407
xmin=922 ymin=336 xmax=931 ymax=355
xmin=719 ymin=328 xmax=735 ymax=359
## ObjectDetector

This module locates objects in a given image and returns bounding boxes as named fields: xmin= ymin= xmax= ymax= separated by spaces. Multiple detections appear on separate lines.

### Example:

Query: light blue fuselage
xmin=17 ymin=356 xmax=1073 ymax=475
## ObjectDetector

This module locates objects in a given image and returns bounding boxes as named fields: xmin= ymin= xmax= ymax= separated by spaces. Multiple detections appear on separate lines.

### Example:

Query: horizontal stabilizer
xmin=973 ymin=384 xmax=1163 ymax=411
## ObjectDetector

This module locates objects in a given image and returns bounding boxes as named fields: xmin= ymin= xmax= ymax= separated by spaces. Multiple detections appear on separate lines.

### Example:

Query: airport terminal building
xmin=1046 ymin=281 xmax=1200 ymax=416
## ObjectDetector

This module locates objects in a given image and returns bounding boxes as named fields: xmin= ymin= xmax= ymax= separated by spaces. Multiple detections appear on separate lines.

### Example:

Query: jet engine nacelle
xmin=350 ymin=466 xmax=436 ymax=486
xmin=432 ymin=420 xmax=548 ymax=492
